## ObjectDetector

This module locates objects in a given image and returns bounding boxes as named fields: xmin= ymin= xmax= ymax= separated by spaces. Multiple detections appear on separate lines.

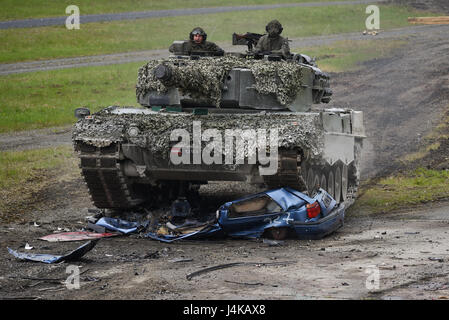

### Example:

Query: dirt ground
xmin=1 ymin=3 xmax=449 ymax=301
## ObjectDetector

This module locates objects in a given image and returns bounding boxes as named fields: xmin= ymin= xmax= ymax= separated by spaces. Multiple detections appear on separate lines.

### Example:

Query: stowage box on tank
xmin=73 ymin=44 xmax=364 ymax=210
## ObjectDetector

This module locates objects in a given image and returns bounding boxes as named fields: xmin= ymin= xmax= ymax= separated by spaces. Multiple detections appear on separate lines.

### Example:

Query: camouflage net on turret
xmin=136 ymin=56 xmax=304 ymax=107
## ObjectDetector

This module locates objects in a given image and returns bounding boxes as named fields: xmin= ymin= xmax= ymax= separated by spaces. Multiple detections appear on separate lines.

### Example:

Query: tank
xmin=72 ymin=38 xmax=365 ymax=210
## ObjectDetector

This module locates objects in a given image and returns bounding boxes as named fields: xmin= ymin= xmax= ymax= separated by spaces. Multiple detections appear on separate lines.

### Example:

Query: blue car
xmin=217 ymin=187 xmax=345 ymax=240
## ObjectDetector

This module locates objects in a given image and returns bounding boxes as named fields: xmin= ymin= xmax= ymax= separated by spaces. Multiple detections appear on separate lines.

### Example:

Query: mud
xmin=1 ymin=187 xmax=449 ymax=300
xmin=327 ymin=23 xmax=449 ymax=178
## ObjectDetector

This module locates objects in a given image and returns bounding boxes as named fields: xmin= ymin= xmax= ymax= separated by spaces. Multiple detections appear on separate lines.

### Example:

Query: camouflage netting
xmin=73 ymin=107 xmax=325 ymax=160
xmin=136 ymin=56 xmax=304 ymax=107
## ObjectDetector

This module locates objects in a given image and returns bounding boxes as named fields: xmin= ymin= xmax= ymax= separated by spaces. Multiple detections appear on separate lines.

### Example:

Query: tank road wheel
xmin=334 ymin=165 xmax=342 ymax=204
xmin=312 ymin=173 xmax=320 ymax=195
xmin=320 ymin=174 xmax=327 ymax=192
xmin=341 ymin=164 xmax=348 ymax=203
xmin=327 ymin=170 xmax=335 ymax=199
xmin=307 ymin=168 xmax=315 ymax=195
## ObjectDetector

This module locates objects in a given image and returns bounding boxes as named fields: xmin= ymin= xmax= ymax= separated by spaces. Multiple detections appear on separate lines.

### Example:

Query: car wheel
xmin=269 ymin=227 xmax=289 ymax=240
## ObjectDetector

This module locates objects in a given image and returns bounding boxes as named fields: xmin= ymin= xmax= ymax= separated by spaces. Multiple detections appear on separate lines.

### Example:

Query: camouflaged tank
xmin=72 ymin=40 xmax=365 ymax=210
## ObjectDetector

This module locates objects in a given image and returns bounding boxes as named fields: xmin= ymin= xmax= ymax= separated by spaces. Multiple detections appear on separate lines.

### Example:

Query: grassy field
xmin=0 ymin=62 xmax=142 ymax=132
xmin=0 ymin=0 xmax=353 ymax=20
xmin=294 ymin=39 xmax=407 ymax=72
xmin=350 ymin=168 xmax=449 ymax=215
xmin=0 ymin=146 xmax=78 ymax=221
xmin=0 ymin=4 xmax=436 ymax=64
xmin=0 ymin=38 xmax=407 ymax=133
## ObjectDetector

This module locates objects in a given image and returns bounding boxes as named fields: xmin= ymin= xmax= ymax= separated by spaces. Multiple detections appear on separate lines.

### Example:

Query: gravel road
xmin=0 ymin=0 xmax=385 ymax=29
xmin=1 ymin=24 xmax=447 ymax=76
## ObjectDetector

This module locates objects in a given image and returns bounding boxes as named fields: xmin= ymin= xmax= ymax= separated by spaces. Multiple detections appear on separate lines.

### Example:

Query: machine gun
xmin=232 ymin=32 xmax=264 ymax=51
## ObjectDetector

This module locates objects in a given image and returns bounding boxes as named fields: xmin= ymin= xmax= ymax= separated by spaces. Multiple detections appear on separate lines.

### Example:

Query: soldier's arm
xmin=208 ymin=42 xmax=225 ymax=55
xmin=281 ymin=38 xmax=291 ymax=58
xmin=254 ymin=36 xmax=265 ymax=53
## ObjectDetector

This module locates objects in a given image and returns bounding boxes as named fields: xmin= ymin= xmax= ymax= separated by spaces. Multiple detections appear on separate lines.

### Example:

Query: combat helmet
xmin=265 ymin=20 xmax=283 ymax=35
xmin=189 ymin=27 xmax=207 ymax=42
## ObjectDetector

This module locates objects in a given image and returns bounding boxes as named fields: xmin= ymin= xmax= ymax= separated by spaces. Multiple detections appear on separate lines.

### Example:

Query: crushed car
xmin=146 ymin=187 xmax=345 ymax=242
xmin=217 ymin=187 xmax=344 ymax=240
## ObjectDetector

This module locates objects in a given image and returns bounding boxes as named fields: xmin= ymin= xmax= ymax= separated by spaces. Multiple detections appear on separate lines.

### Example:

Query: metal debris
xmin=7 ymin=240 xmax=99 ymax=264
xmin=95 ymin=217 xmax=149 ymax=234
xmin=186 ymin=260 xmax=296 ymax=280
xmin=39 ymin=231 xmax=118 ymax=242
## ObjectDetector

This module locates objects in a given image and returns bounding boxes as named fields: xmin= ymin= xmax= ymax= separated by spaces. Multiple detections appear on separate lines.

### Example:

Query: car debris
xmin=39 ymin=231 xmax=118 ymax=242
xmin=145 ymin=223 xmax=223 ymax=243
xmin=428 ymin=257 xmax=444 ymax=263
xmin=95 ymin=217 xmax=149 ymax=234
xmin=169 ymin=258 xmax=193 ymax=263
xmin=262 ymin=239 xmax=285 ymax=246
xmin=186 ymin=260 xmax=296 ymax=280
xmin=224 ymin=280 xmax=264 ymax=286
xmin=7 ymin=239 xmax=98 ymax=264
xmin=86 ymin=222 xmax=106 ymax=233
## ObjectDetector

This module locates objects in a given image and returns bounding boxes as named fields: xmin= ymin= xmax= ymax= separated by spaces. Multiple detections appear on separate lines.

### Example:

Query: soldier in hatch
xmin=169 ymin=27 xmax=224 ymax=56
xmin=255 ymin=20 xmax=291 ymax=59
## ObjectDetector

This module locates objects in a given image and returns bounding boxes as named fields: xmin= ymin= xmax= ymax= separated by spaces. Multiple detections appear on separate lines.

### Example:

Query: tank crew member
xmin=255 ymin=20 xmax=291 ymax=59
xmin=169 ymin=27 xmax=224 ymax=56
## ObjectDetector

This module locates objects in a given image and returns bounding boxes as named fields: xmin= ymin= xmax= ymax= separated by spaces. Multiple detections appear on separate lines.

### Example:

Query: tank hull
xmin=73 ymin=107 xmax=364 ymax=209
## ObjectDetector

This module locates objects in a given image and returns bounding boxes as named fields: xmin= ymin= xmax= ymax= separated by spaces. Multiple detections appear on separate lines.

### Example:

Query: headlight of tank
xmin=127 ymin=125 xmax=139 ymax=137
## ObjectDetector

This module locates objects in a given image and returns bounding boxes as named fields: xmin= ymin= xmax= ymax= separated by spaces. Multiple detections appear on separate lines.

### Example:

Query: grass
xmin=0 ymin=62 xmax=142 ymax=132
xmin=294 ymin=39 xmax=407 ymax=72
xmin=0 ymin=4 xmax=438 ymax=64
xmin=0 ymin=146 xmax=78 ymax=221
xmin=399 ymin=111 xmax=449 ymax=163
xmin=350 ymin=168 xmax=449 ymax=215
xmin=0 ymin=0 xmax=354 ymax=21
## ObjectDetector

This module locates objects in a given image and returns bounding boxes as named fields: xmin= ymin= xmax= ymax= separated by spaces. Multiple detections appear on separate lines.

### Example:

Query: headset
xmin=189 ymin=28 xmax=207 ymax=41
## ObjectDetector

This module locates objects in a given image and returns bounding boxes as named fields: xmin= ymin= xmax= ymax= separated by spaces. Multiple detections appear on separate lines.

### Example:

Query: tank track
xmin=264 ymin=148 xmax=360 ymax=207
xmin=75 ymin=142 xmax=143 ymax=209
xmin=262 ymin=149 xmax=307 ymax=191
